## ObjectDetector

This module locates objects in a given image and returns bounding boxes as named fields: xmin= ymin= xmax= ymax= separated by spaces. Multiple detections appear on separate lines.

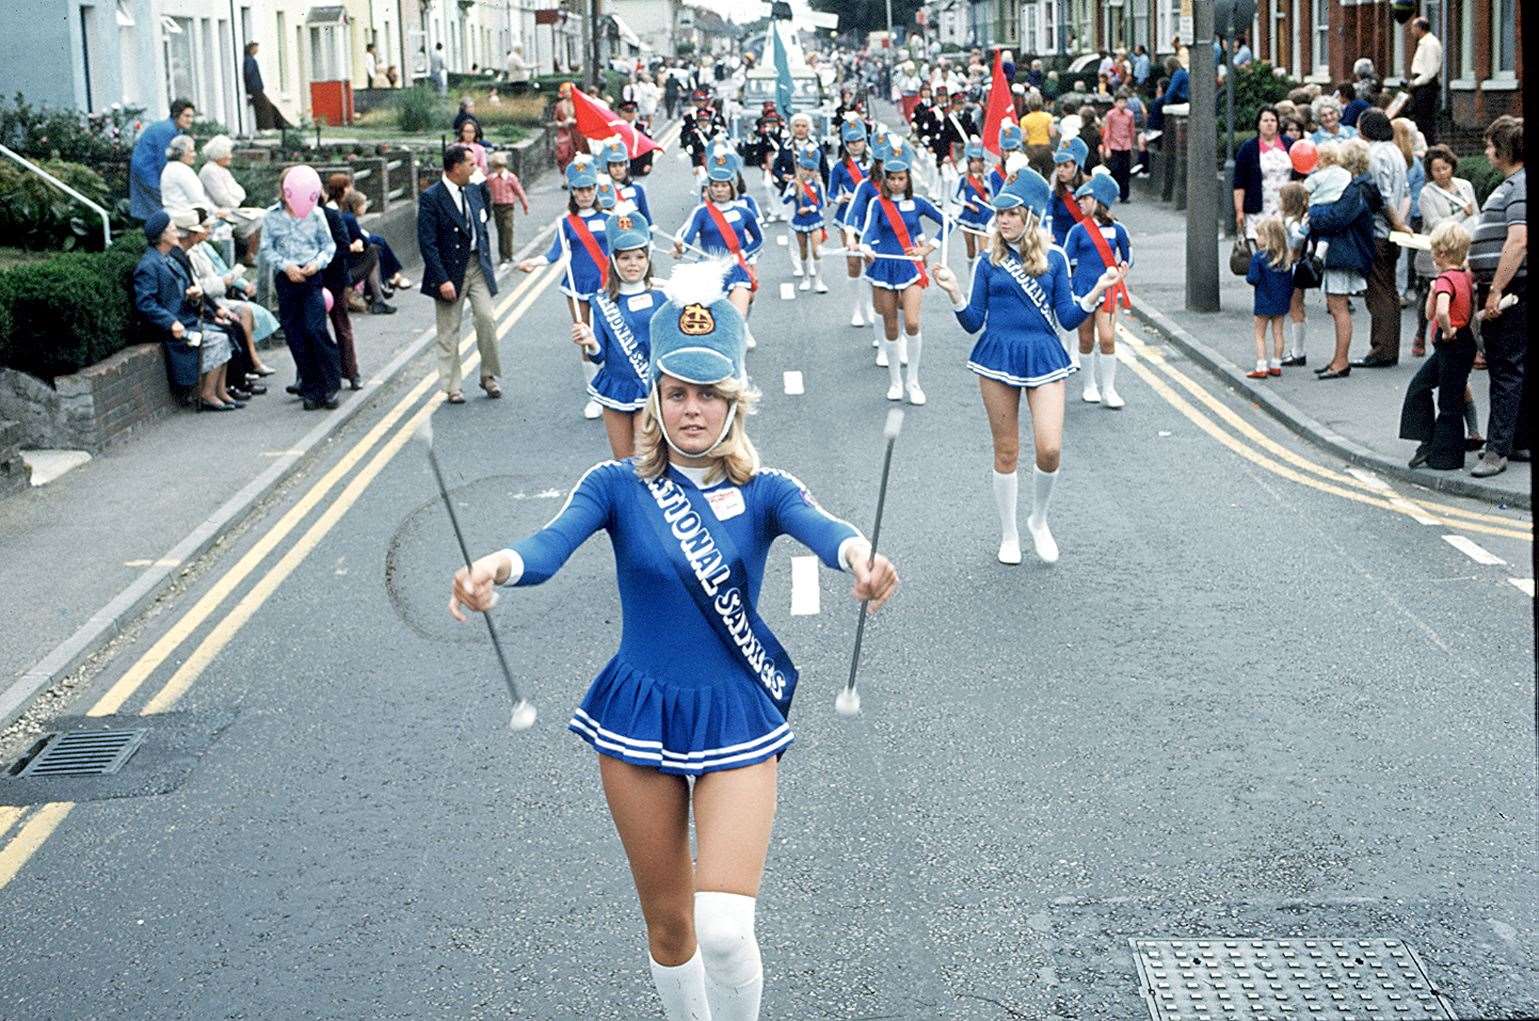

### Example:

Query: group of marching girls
xmin=447 ymin=93 xmax=1138 ymax=1021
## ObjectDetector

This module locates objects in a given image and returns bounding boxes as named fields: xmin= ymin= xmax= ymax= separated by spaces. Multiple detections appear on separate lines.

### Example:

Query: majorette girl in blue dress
xmin=933 ymin=159 xmax=1126 ymax=568
xmin=600 ymin=137 xmax=652 ymax=224
xmin=953 ymin=138 xmax=995 ymax=269
xmin=449 ymin=262 xmax=899 ymax=1021
xmin=843 ymin=126 xmax=890 ymax=354
xmin=857 ymin=135 xmax=949 ymax=406
xmin=674 ymin=148 xmax=765 ymax=345
xmin=828 ymin=117 xmax=873 ymax=326
xmin=1062 ymin=173 xmax=1133 ymax=409
xmin=516 ymin=154 xmax=611 ymax=421
xmin=571 ymin=211 xmax=666 ymax=459
xmin=783 ymin=143 xmax=830 ymax=294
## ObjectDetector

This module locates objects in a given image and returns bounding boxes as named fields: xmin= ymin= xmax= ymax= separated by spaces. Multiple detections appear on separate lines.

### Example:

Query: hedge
xmin=0 ymin=234 xmax=145 ymax=380
xmin=0 ymin=158 xmax=113 ymax=251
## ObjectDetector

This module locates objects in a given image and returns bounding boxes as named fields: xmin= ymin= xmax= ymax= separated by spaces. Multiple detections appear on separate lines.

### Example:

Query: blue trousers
xmin=275 ymin=275 xmax=340 ymax=402
xmin=367 ymin=233 xmax=403 ymax=280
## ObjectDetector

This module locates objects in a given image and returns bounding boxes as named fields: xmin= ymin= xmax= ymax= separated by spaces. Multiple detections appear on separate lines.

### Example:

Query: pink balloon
xmin=1289 ymin=139 xmax=1318 ymax=175
xmin=322 ymin=287 xmax=335 ymax=312
xmin=283 ymin=164 xmax=323 ymax=219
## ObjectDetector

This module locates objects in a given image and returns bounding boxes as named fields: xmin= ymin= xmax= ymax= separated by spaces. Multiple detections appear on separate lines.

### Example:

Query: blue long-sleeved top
xmin=858 ymin=194 xmax=947 ymax=255
xmin=953 ymin=247 xmax=1094 ymax=340
xmin=678 ymin=201 xmax=763 ymax=260
xmin=504 ymin=460 xmax=860 ymax=690
xmin=541 ymin=207 xmax=610 ymax=295
xmin=843 ymin=178 xmax=880 ymax=231
xmin=988 ymin=167 xmax=1006 ymax=195
xmin=783 ymin=177 xmax=829 ymax=230
xmin=1161 ymin=67 xmax=1190 ymax=105
xmin=129 ymin=118 xmax=178 ymax=221
xmin=1049 ymin=189 xmax=1080 ymax=247
xmin=260 ymin=206 xmax=336 ymax=273
xmin=736 ymin=196 xmax=765 ymax=257
xmin=955 ymin=174 xmax=995 ymax=222
xmin=1062 ymin=219 xmax=1132 ymax=296
xmin=613 ymin=181 xmax=652 ymax=223
xmin=828 ymin=155 xmax=869 ymax=209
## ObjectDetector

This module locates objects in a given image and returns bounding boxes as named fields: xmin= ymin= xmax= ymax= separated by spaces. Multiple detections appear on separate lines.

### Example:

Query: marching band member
xmin=602 ymin=137 xmax=652 ymax=223
xmin=828 ymin=117 xmax=873 ymax=325
xmin=845 ymin=128 xmax=890 ymax=355
xmin=675 ymin=149 xmax=765 ymax=342
xmin=1048 ymin=137 xmax=1090 ymax=247
xmin=1062 ymin=173 xmax=1133 ymax=408
xmin=953 ymin=139 xmax=994 ymax=270
xmin=784 ymin=144 xmax=830 ymax=293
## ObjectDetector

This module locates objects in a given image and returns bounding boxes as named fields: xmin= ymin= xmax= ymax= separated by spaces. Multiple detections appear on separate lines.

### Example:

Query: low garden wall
xmin=0 ymin=343 xmax=173 ymax=453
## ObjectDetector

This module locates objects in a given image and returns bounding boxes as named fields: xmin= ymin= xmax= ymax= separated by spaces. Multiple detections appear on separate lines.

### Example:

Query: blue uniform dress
xmin=735 ymin=196 xmax=766 ymax=266
xmin=955 ymin=247 xmax=1093 ymax=388
xmin=784 ymin=178 xmax=829 ymax=235
xmin=1062 ymin=218 xmax=1132 ymax=297
xmin=859 ymin=193 xmax=947 ymax=289
xmin=828 ymin=156 xmax=869 ymax=222
xmin=987 ymin=167 xmax=1007 ymax=195
xmin=678 ymin=201 xmax=763 ymax=291
xmin=613 ymin=181 xmax=651 ymax=223
xmin=505 ymin=460 xmax=861 ymax=775
xmin=542 ymin=208 xmax=610 ymax=299
xmin=586 ymin=285 xmax=665 ymax=411
xmin=954 ymin=174 xmax=995 ymax=235
xmin=843 ymin=178 xmax=880 ymax=236
xmin=1049 ymin=189 xmax=1080 ymax=247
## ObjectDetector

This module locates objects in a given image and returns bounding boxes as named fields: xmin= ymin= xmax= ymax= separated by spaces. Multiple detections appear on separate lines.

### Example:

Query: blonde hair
xmin=1339 ymin=139 xmax=1371 ymax=177
xmin=1279 ymin=181 xmax=1309 ymax=221
xmin=1254 ymin=216 xmax=1293 ymax=270
xmin=989 ymin=210 xmax=1049 ymax=276
xmin=634 ymin=374 xmax=761 ymax=486
xmin=1314 ymin=141 xmax=1342 ymax=169
xmin=1390 ymin=118 xmax=1418 ymax=168
xmin=1428 ymin=218 xmax=1471 ymax=267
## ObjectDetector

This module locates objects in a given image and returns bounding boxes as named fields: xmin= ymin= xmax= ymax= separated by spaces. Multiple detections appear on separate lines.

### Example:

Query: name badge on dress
xmin=722 ymin=209 xmax=742 ymax=223
xmin=626 ymin=293 xmax=655 ymax=312
xmin=704 ymin=487 xmax=746 ymax=521
xmin=898 ymin=199 xmax=916 ymax=212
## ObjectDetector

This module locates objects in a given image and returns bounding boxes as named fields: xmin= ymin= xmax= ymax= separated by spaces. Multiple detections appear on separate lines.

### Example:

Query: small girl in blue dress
xmin=953 ymin=139 xmax=994 ymax=269
xmin=1062 ymin=173 xmax=1132 ymax=408
xmin=602 ymin=137 xmax=652 ymax=223
xmin=783 ymin=144 xmax=830 ymax=293
xmin=1244 ymin=216 xmax=1296 ymax=379
xmin=674 ymin=148 xmax=764 ymax=330
xmin=845 ymin=129 xmax=889 ymax=352
xmin=829 ymin=118 xmax=872 ymax=323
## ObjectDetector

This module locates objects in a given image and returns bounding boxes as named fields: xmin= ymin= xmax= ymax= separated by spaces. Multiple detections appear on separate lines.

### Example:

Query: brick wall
xmin=0 ymin=344 xmax=176 ymax=454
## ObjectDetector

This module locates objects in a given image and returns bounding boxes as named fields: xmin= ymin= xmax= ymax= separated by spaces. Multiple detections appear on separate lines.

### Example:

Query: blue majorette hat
xmin=882 ymin=136 xmax=913 ymax=172
xmin=869 ymin=125 xmax=892 ymax=164
xmin=1075 ymin=173 xmax=1119 ymax=209
xmin=606 ymin=210 xmax=650 ymax=251
xmin=992 ymin=163 xmax=1052 ymax=216
xmin=1052 ymin=136 xmax=1090 ymax=166
xmin=565 ymin=156 xmax=598 ymax=189
xmin=706 ymin=148 xmax=740 ymax=182
xmin=594 ymin=178 xmax=618 ymax=209
xmin=962 ymin=138 xmax=986 ymax=161
xmin=601 ymin=138 xmax=630 ymax=165
xmin=648 ymin=260 xmax=746 ymax=387
xmin=795 ymin=143 xmax=820 ymax=170
xmin=998 ymin=122 xmax=1023 ymax=152
xmin=841 ymin=117 xmax=868 ymax=144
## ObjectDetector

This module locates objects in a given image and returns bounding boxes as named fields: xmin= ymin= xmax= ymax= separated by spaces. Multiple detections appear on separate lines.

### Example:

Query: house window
xmin=276 ymin=12 xmax=289 ymax=91
xmin=1131 ymin=0 xmax=1150 ymax=55
xmin=1043 ymin=0 xmax=1058 ymax=53
xmin=1156 ymin=0 xmax=1180 ymax=51
xmin=1311 ymin=0 xmax=1328 ymax=76
xmin=1456 ymin=0 xmax=1472 ymax=79
xmin=1023 ymin=2 xmax=1040 ymax=52
xmin=1492 ymin=0 xmax=1515 ymax=76
xmin=163 ymin=16 xmax=197 ymax=102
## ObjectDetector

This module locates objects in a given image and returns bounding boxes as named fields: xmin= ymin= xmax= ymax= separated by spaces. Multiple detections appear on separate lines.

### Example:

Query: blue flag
xmin=771 ymin=23 xmax=793 ymax=117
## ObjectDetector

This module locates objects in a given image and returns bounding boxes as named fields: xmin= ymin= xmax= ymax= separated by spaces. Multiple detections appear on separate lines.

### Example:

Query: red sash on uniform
xmin=566 ymin=213 xmax=608 ymax=289
xmin=1062 ymin=191 xmax=1130 ymax=312
xmin=877 ymin=197 xmax=928 ymax=288
xmin=845 ymin=158 xmax=865 ymax=186
xmin=799 ymin=181 xmax=828 ymax=242
xmin=965 ymin=175 xmax=990 ymax=207
xmin=702 ymin=202 xmax=758 ymax=291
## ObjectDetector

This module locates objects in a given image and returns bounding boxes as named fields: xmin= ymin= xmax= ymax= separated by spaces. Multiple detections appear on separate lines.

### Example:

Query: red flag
xmin=980 ymin=50 xmax=1011 ymax=157
xmin=568 ymin=85 xmax=664 ymax=158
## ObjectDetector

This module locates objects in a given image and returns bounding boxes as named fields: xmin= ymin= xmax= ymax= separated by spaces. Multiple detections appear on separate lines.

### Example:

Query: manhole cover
xmin=1131 ymin=938 xmax=1457 ymax=1020
xmin=14 ymin=729 xmax=146 ymax=778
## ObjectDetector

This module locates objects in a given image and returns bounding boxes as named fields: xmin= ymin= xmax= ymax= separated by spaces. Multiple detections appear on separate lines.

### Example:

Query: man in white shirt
xmin=364 ymin=43 xmax=379 ymax=88
xmin=1407 ymin=16 xmax=1443 ymax=144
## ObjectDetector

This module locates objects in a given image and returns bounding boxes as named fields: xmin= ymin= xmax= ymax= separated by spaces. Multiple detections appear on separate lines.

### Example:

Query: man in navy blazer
xmin=418 ymin=144 xmax=503 ymax=402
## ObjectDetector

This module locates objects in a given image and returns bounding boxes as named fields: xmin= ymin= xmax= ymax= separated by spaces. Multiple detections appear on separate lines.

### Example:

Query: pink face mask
xmin=283 ymin=165 xmax=322 ymax=219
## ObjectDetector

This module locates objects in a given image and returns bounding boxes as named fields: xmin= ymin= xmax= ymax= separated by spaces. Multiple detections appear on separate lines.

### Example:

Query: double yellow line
xmin=0 ymin=260 xmax=565 ymax=889
xmin=1114 ymin=323 xmax=1532 ymax=542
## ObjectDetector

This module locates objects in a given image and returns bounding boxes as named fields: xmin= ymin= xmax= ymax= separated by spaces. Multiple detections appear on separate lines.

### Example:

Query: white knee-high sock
xmin=1099 ymin=351 xmax=1118 ymax=392
xmin=871 ymin=312 xmax=884 ymax=349
xmin=992 ymin=469 xmax=1019 ymax=543
xmin=1028 ymin=466 xmax=1059 ymax=527
xmin=696 ymin=892 xmax=762 ymax=1021
xmin=1084 ymin=350 xmax=1100 ymax=389
xmin=881 ymin=335 xmax=903 ymax=388
xmin=650 ymin=950 xmax=712 ymax=1021
xmin=1290 ymin=320 xmax=1307 ymax=359
xmin=905 ymin=331 xmax=923 ymax=386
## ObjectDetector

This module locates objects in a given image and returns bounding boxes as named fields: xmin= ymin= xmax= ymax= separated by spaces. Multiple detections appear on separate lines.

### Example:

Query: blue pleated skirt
xmin=568 ymin=658 xmax=794 ymax=775
xmin=864 ymin=256 xmax=924 ymax=290
xmin=967 ymin=330 xmax=1078 ymax=389
xmin=588 ymin=367 xmax=648 ymax=411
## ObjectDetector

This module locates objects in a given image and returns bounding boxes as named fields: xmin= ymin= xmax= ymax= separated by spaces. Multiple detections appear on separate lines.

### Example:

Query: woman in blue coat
xmin=857 ymin=135 xmax=948 ymax=405
xmin=572 ymin=211 xmax=667 ymax=458
xmin=449 ymin=263 xmax=898 ymax=1021
xmin=935 ymin=164 xmax=1125 ymax=566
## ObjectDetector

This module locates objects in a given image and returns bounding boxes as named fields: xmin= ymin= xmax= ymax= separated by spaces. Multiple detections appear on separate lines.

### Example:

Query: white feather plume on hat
xmin=662 ymin=257 xmax=734 ymax=309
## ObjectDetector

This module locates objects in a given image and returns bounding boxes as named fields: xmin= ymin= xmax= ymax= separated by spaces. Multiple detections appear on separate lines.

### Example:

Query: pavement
xmin=0 ymin=114 xmax=1534 ymax=1019
xmin=1116 ymin=198 xmax=1531 ymax=511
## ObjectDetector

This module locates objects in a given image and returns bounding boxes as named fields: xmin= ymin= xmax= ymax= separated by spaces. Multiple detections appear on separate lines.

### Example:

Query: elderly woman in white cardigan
xmin=198 ymin=134 xmax=268 ymax=265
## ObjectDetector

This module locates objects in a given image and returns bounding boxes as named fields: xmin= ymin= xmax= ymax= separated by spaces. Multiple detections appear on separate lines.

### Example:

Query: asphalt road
xmin=0 ymin=134 xmax=1534 ymax=1020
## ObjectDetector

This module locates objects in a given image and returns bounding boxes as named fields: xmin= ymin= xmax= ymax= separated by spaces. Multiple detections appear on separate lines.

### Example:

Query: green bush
xmin=0 ymin=234 xmax=145 ymax=380
xmin=0 ymin=93 xmax=142 ymax=164
xmin=397 ymin=86 xmax=443 ymax=133
xmin=0 ymin=159 xmax=113 ymax=251
xmin=1217 ymin=62 xmax=1294 ymax=135
xmin=1456 ymin=152 xmax=1504 ymax=206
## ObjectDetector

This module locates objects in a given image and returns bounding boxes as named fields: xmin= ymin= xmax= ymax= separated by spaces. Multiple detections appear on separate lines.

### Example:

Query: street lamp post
xmin=1185 ymin=0 xmax=1220 ymax=313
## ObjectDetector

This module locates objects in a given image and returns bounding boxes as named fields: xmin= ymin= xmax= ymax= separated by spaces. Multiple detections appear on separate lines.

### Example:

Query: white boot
xmin=1100 ymin=350 xmax=1125 ymax=408
xmin=812 ymin=257 xmax=828 ymax=293
xmin=1290 ymin=320 xmax=1307 ymax=361
xmin=798 ymin=271 xmax=812 ymax=291
xmin=881 ymin=337 xmax=904 ymax=399
xmin=993 ymin=469 xmax=1021 ymax=564
xmin=581 ymin=360 xmax=602 ymax=419
xmin=904 ymin=332 xmax=925 ymax=405
xmin=850 ymin=292 xmax=866 ymax=326
xmin=1081 ymin=351 xmax=1101 ymax=403
xmin=790 ymin=250 xmax=804 ymax=277
xmin=1026 ymin=466 xmax=1060 ymax=564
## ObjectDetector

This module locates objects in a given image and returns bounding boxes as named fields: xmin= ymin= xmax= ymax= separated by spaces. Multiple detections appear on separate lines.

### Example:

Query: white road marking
xmin=1442 ymin=534 xmax=1505 ymax=566
xmin=790 ymin=555 xmax=821 ymax=616
xmin=783 ymin=371 xmax=805 ymax=395
xmin=1508 ymin=578 xmax=1535 ymax=597
xmin=775 ymin=234 xmax=788 ymax=247
xmin=124 ymin=559 xmax=180 ymax=568
xmin=261 ymin=449 xmax=307 ymax=457
xmin=1389 ymin=497 xmax=1440 ymax=526
xmin=779 ymin=282 xmax=796 ymax=300
xmin=1346 ymin=467 xmax=1394 ymax=492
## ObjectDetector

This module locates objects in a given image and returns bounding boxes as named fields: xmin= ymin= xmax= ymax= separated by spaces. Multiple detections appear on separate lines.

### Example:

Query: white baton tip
xmin=508 ymin=700 xmax=538 ymax=731
xmin=414 ymin=417 xmax=435 ymax=448
xmin=835 ymin=687 xmax=861 ymax=717
xmin=883 ymin=408 xmax=905 ymax=440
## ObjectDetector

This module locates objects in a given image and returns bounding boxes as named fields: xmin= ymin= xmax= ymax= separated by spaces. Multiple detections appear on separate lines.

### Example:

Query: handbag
xmin=1292 ymin=242 xmax=1325 ymax=290
xmin=1229 ymin=238 xmax=1253 ymax=276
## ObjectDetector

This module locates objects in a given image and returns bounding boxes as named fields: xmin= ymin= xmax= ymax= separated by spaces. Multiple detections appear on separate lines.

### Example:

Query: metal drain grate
xmin=15 ymin=729 xmax=147 ymax=778
xmin=1132 ymin=937 xmax=1457 ymax=1020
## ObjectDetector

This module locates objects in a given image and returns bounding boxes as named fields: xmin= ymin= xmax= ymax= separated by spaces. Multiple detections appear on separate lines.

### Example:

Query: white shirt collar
xmin=618 ymin=280 xmax=647 ymax=295
xmin=441 ymin=174 xmax=463 ymax=200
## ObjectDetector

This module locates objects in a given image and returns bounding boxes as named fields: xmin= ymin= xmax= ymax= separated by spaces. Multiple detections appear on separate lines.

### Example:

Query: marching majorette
xmin=1048 ymin=137 xmax=1090 ymax=248
xmin=828 ymin=117 xmax=873 ymax=325
xmin=449 ymin=262 xmax=899 ymax=1021
xmin=844 ymin=128 xmax=891 ymax=344
xmin=770 ymin=112 xmax=830 ymax=225
xmin=1062 ymin=173 xmax=1133 ymax=408
xmin=784 ymin=144 xmax=830 ymax=293
xmin=953 ymin=139 xmax=994 ymax=269
xmin=517 ymin=155 xmax=610 ymax=420
xmin=989 ymin=122 xmax=1024 ymax=194
xmin=858 ymin=136 xmax=948 ymax=405
xmin=934 ymin=160 xmax=1126 ymax=566
xmin=601 ymin=137 xmax=652 ymax=223
xmin=674 ymin=149 xmax=765 ymax=343
xmin=571 ymin=211 xmax=666 ymax=458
